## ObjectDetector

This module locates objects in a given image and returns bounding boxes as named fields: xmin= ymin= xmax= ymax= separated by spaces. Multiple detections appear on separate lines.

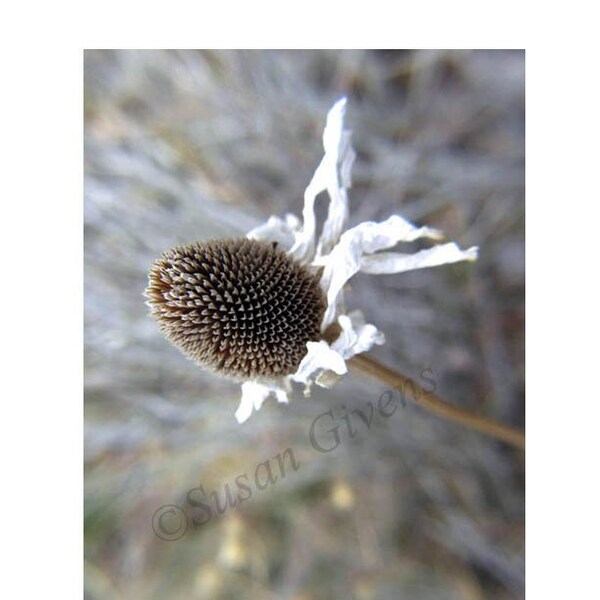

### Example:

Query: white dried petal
xmin=235 ymin=97 xmax=480 ymax=424
xmin=235 ymin=381 xmax=290 ymax=424
xmin=360 ymin=244 xmax=478 ymax=274
xmin=348 ymin=214 xmax=445 ymax=253
xmin=322 ymin=96 xmax=348 ymax=156
xmin=291 ymin=340 xmax=347 ymax=385
xmin=316 ymin=132 xmax=356 ymax=258
xmin=311 ymin=312 xmax=383 ymax=389
xmin=331 ymin=311 xmax=386 ymax=359
xmin=316 ymin=215 xmax=474 ymax=328
xmin=246 ymin=213 xmax=301 ymax=251
xmin=290 ymin=97 xmax=351 ymax=262
xmin=274 ymin=389 xmax=289 ymax=404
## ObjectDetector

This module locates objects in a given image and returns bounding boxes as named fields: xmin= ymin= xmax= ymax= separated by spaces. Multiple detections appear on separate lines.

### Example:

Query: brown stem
xmin=348 ymin=353 xmax=525 ymax=450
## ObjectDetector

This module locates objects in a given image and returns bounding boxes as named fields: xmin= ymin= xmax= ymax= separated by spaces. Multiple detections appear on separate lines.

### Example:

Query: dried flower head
xmin=145 ymin=238 xmax=326 ymax=379
xmin=146 ymin=97 xmax=478 ymax=423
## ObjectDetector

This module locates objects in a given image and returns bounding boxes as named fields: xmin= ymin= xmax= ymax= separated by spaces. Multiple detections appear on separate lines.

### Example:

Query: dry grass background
xmin=84 ymin=49 xmax=524 ymax=600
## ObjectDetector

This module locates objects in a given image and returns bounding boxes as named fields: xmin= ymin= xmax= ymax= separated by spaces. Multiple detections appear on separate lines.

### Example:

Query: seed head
xmin=145 ymin=238 xmax=326 ymax=380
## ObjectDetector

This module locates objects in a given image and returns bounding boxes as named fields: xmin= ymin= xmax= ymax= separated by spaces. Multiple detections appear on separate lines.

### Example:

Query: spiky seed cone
xmin=145 ymin=238 xmax=326 ymax=380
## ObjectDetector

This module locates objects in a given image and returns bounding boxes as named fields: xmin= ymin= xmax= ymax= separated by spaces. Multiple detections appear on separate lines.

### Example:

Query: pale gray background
xmin=85 ymin=50 xmax=524 ymax=600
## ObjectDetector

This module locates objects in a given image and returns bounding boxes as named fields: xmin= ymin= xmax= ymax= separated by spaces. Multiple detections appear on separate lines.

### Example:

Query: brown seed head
xmin=145 ymin=238 xmax=326 ymax=380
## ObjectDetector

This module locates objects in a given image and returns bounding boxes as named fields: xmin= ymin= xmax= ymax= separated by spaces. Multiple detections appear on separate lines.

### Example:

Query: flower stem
xmin=347 ymin=354 xmax=525 ymax=450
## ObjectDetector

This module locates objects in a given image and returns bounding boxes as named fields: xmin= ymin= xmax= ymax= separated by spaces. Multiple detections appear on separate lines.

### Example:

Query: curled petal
xmin=310 ymin=312 xmax=384 ymax=389
xmin=235 ymin=381 xmax=290 ymax=424
xmin=316 ymin=130 xmax=356 ymax=258
xmin=315 ymin=215 xmax=472 ymax=328
xmin=347 ymin=214 xmax=445 ymax=254
xmin=332 ymin=311 xmax=386 ymax=359
xmin=360 ymin=244 xmax=479 ymax=274
xmin=290 ymin=97 xmax=352 ymax=262
xmin=274 ymin=389 xmax=289 ymax=404
xmin=246 ymin=213 xmax=302 ymax=251
xmin=235 ymin=382 xmax=270 ymax=424
xmin=322 ymin=97 xmax=348 ymax=156
xmin=291 ymin=340 xmax=347 ymax=386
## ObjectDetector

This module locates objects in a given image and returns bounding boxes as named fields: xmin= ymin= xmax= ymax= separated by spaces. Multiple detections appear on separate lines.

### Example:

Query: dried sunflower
xmin=146 ymin=98 xmax=477 ymax=423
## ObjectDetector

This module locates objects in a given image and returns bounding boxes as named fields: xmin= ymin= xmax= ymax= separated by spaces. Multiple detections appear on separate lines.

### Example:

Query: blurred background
xmin=84 ymin=50 xmax=524 ymax=600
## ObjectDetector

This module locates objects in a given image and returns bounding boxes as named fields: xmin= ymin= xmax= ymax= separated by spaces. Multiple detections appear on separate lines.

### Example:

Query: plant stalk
xmin=348 ymin=353 xmax=525 ymax=450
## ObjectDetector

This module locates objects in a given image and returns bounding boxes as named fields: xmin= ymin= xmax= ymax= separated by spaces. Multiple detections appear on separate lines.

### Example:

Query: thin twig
xmin=348 ymin=353 xmax=525 ymax=450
